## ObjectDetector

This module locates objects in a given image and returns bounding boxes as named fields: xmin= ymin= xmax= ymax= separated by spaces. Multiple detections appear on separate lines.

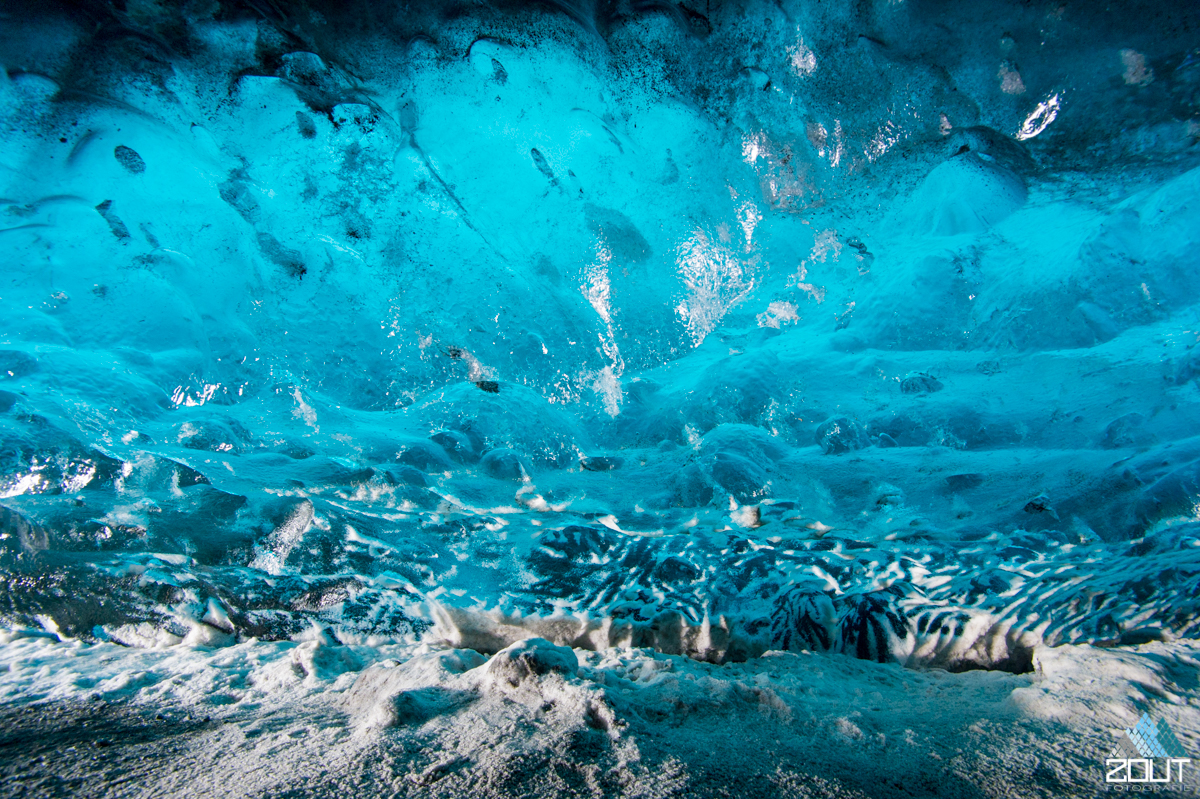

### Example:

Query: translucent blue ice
xmin=1 ymin=0 xmax=1199 ymax=672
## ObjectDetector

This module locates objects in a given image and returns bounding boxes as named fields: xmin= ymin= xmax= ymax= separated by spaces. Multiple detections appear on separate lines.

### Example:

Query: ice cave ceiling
xmin=1 ymin=0 xmax=1200 ymax=672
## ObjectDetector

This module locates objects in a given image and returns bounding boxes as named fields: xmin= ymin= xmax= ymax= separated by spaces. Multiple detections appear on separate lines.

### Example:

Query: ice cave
xmin=1 ymin=0 xmax=1199 ymax=796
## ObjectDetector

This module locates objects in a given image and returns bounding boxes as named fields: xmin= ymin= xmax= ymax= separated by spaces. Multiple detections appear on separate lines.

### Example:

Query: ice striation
xmin=2 ymin=0 xmax=1200 ymax=795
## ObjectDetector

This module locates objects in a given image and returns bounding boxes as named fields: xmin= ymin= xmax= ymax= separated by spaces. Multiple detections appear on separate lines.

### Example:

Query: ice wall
xmin=1 ymin=0 xmax=1200 ymax=670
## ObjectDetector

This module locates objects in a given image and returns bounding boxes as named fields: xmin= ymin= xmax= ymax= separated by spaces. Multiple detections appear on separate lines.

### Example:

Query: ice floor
xmin=2 ymin=630 xmax=1199 ymax=798
xmin=2 ymin=0 xmax=1200 ymax=795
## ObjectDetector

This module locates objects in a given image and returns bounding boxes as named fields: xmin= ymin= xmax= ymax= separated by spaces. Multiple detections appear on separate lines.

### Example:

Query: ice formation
xmin=1 ymin=0 xmax=1200 ymax=795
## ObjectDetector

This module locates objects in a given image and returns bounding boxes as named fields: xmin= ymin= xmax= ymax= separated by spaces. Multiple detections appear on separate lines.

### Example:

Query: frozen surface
xmin=2 ymin=0 xmax=1200 ymax=794
xmin=2 ymin=629 xmax=1199 ymax=798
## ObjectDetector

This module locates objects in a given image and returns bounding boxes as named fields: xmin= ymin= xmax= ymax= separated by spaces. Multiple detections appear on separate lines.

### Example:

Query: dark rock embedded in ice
xmin=218 ymin=176 xmax=260 ymax=223
xmin=94 ymin=200 xmax=130 ymax=241
xmin=900 ymin=373 xmax=943 ymax=394
xmin=295 ymin=111 xmax=317 ymax=140
xmin=256 ymin=233 xmax=307 ymax=278
xmin=1022 ymin=494 xmax=1059 ymax=521
xmin=113 ymin=145 xmax=145 ymax=174
xmin=581 ymin=455 xmax=622 ymax=471
xmin=815 ymin=417 xmax=871 ymax=454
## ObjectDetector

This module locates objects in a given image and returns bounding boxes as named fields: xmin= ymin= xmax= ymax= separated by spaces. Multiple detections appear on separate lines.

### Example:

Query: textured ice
xmin=2 ymin=0 xmax=1200 ymax=794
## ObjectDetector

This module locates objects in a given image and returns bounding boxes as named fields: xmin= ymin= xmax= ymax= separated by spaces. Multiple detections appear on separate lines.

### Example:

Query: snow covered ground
xmin=2 ymin=629 xmax=1198 ymax=798
xmin=2 ymin=0 xmax=1200 ymax=794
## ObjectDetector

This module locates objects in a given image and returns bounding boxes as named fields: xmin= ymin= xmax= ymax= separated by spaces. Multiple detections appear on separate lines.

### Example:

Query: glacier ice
xmin=2 ymin=0 xmax=1200 ymax=795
